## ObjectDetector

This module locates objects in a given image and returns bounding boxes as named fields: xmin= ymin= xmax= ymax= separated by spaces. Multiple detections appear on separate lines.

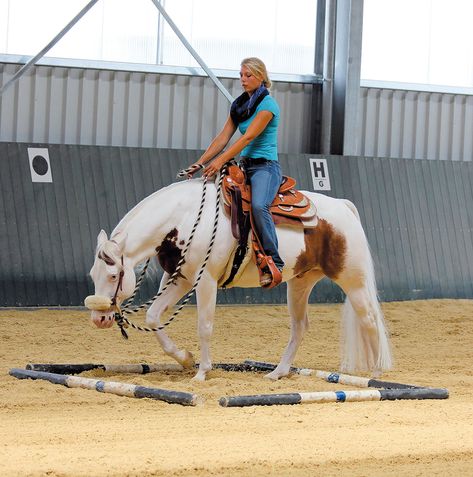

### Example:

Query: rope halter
xmin=84 ymin=255 xmax=129 ymax=336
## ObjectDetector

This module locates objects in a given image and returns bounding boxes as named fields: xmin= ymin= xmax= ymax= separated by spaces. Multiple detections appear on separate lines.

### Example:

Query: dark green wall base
xmin=1 ymin=142 xmax=472 ymax=306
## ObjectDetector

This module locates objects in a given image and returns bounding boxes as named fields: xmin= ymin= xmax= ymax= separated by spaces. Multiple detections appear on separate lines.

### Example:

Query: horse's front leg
xmin=193 ymin=274 xmax=218 ymax=381
xmin=145 ymin=273 xmax=194 ymax=368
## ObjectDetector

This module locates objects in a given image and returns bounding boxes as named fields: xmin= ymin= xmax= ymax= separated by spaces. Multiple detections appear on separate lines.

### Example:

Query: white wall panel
xmin=358 ymin=86 xmax=473 ymax=161
xmin=0 ymin=62 xmax=315 ymax=153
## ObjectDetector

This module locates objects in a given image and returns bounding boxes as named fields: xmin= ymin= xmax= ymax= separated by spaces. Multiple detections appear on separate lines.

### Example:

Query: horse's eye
xmin=110 ymin=274 xmax=117 ymax=282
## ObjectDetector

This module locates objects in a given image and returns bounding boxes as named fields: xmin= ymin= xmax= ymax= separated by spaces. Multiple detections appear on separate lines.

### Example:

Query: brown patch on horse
xmin=156 ymin=228 xmax=186 ymax=279
xmin=294 ymin=219 xmax=346 ymax=279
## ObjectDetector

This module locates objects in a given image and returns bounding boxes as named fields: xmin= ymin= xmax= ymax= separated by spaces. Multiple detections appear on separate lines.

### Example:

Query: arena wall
xmin=358 ymin=85 xmax=473 ymax=162
xmin=1 ymin=142 xmax=472 ymax=306
xmin=0 ymin=62 xmax=320 ymax=154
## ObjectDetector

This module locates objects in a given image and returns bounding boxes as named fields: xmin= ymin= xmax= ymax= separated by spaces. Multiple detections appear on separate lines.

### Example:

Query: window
xmin=362 ymin=0 xmax=473 ymax=88
xmin=0 ymin=0 xmax=318 ymax=75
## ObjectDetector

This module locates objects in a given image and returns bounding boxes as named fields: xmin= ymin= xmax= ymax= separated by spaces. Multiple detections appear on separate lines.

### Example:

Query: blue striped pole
xmin=314 ymin=370 xmax=421 ymax=390
xmin=219 ymin=387 xmax=449 ymax=407
xmin=243 ymin=360 xmax=423 ymax=389
xmin=10 ymin=368 xmax=201 ymax=406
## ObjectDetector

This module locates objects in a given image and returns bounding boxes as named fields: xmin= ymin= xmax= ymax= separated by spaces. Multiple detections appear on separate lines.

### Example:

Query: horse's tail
xmin=340 ymin=242 xmax=393 ymax=374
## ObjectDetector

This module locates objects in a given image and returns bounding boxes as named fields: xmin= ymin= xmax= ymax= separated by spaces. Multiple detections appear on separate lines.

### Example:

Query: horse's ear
xmin=97 ymin=230 xmax=108 ymax=246
xmin=113 ymin=230 xmax=128 ymax=252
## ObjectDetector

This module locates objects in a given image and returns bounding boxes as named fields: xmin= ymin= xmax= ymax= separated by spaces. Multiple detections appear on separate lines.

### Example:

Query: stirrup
xmin=259 ymin=258 xmax=283 ymax=289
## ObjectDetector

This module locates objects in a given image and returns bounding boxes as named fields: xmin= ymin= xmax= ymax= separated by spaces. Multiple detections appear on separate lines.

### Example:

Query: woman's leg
xmin=247 ymin=160 xmax=284 ymax=270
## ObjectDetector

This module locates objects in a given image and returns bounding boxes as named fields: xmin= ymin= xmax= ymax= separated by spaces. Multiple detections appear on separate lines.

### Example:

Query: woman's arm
xmin=184 ymin=116 xmax=237 ymax=177
xmin=198 ymin=116 xmax=237 ymax=164
xmin=202 ymin=110 xmax=273 ymax=177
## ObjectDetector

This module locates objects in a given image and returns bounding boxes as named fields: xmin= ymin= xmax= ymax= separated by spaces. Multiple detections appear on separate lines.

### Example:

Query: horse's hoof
xmin=191 ymin=371 xmax=207 ymax=382
xmin=371 ymin=369 xmax=382 ymax=378
xmin=177 ymin=350 xmax=195 ymax=369
xmin=263 ymin=370 xmax=281 ymax=381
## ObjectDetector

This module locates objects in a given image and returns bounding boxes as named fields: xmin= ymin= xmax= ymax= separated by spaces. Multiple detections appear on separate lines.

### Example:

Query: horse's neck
xmin=113 ymin=180 xmax=211 ymax=266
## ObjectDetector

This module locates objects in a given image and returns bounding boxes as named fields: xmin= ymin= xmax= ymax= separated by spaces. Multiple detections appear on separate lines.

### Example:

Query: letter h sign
xmin=309 ymin=158 xmax=331 ymax=191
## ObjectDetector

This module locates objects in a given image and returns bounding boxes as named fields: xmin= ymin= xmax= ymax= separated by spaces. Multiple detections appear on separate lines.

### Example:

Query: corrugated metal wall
xmin=1 ymin=142 xmax=472 ymax=306
xmin=3 ymin=62 xmax=473 ymax=162
xmin=358 ymin=86 xmax=473 ymax=161
xmin=0 ymin=63 xmax=317 ymax=154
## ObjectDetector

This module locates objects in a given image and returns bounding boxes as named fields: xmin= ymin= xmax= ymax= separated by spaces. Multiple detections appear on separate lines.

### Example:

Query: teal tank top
xmin=238 ymin=95 xmax=280 ymax=161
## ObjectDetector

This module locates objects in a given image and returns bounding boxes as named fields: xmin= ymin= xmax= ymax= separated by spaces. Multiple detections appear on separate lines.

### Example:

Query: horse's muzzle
xmin=89 ymin=309 xmax=114 ymax=328
xmin=85 ymin=295 xmax=116 ymax=329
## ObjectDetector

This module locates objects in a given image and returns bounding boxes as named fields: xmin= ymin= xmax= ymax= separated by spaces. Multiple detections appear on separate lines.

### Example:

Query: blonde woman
xmin=186 ymin=57 xmax=283 ymax=287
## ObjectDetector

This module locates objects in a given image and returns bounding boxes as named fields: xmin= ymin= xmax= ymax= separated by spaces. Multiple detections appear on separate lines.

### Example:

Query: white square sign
xmin=27 ymin=147 xmax=53 ymax=183
xmin=309 ymin=158 xmax=331 ymax=191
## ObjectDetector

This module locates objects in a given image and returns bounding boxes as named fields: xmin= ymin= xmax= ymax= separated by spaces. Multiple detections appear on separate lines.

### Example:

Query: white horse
xmin=86 ymin=176 xmax=392 ymax=381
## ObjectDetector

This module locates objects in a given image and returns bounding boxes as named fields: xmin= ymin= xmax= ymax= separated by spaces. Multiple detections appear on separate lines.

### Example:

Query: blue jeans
xmin=242 ymin=159 xmax=284 ymax=271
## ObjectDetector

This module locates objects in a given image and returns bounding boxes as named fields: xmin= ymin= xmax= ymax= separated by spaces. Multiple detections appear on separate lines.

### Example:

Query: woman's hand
xmin=203 ymin=157 xmax=226 ymax=178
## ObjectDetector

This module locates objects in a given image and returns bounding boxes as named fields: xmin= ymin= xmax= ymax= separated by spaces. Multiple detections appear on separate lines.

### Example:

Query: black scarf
xmin=230 ymin=84 xmax=269 ymax=125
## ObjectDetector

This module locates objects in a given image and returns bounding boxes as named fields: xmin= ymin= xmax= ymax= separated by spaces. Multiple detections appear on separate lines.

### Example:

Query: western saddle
xmin=221 ymin=163 xmax=317 ymax=289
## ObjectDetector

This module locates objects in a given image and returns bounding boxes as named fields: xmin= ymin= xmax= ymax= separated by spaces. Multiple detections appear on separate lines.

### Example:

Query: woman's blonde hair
xmin=241 ymin=57 xmax=272 ymax=90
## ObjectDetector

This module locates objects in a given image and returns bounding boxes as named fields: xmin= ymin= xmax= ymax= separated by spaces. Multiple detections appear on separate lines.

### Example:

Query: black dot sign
xmin=32 ymin=155 xmax=49 ymax=176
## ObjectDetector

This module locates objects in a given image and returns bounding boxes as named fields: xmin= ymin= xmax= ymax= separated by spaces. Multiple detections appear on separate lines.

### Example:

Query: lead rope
xmin=114 ymin=164 xmax=226 ymax=338
xmin=120 ymin=166 xmax=209 ymax=315
xmin=121 ymin=258 xmax=150 ymax=311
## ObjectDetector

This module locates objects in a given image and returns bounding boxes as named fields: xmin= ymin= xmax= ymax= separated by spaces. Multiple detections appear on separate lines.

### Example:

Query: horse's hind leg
xmin=265 ymin=271 xmax=323 ymax=380
xmin=145 ymin=272 xmax=195 ymax=368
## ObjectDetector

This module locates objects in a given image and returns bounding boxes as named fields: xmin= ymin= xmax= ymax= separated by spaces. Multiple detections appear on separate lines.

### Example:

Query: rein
xmin=113 ymin=165 xmax=227 ymax=338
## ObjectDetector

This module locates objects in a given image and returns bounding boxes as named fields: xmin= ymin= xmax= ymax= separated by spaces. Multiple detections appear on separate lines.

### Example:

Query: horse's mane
xmin=111 ymin=178 xmax=210 ymax=238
